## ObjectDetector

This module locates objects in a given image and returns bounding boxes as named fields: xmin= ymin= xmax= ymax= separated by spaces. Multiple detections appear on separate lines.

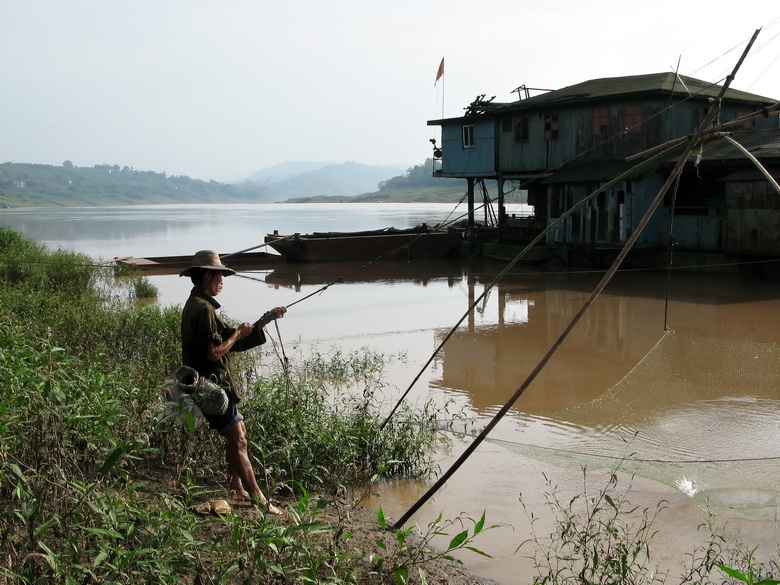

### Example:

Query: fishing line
xmin=423 ymin=419 xmax=780 ymax=465
xmin=210 ymin=181 xmax=525 ymax=315
xmin=250 ymin=192 xmax=533 ymax=312
xmin=260 ymin=318 xmax=292 ymax=392
xmin=663 ymin=160 xmax=684 ymax=331
xmin=10 ymin=236 xmax=780 ymax=276
xmin=484 ymin=436 xmax=780 ymax=465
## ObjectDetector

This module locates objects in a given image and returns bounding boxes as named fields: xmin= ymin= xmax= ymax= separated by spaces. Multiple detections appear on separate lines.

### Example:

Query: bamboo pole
xmin=714 ymin=132 xmax=780 ymax=196
xmin=387 ymin=28 xmax=762 ymax=531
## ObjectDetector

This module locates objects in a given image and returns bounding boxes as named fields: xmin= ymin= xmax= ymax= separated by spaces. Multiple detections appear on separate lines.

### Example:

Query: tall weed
xmin=519 ymin=465 xmax=779 ymax=585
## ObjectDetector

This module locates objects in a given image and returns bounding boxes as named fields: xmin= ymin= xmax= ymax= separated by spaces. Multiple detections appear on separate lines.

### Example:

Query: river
xmin=3 ymin=202 xmax=780 ymax=583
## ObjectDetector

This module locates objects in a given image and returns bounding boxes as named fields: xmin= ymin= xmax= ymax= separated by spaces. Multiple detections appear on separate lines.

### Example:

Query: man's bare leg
xmin=225 ymin=421 xmax=282 ymax=514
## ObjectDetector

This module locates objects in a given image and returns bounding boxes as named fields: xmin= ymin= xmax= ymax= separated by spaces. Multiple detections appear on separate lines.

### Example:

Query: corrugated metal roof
xmin=696 ymin=129 xmax=780 ymax=160
xmin=498 ymin=73 xmax=776 ymax=109
xmin=428 ymin=73 xmax=778 ymax=124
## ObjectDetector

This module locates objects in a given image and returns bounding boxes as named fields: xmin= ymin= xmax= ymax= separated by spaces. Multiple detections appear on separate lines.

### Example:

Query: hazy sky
xmin=2 ymin=1 xmax=779 ymax=182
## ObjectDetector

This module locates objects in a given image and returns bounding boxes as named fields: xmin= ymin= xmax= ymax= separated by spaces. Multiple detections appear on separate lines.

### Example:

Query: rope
xmin=663 ymin=160 xmax=685 ymax=331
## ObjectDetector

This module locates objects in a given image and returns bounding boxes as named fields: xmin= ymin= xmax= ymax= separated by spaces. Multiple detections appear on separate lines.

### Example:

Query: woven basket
xmin=173 ymin=366 xmax=229 ymax=416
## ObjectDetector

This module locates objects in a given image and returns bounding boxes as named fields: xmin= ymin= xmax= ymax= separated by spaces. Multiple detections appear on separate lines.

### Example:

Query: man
xmin=180 ymin=250 xmax=286 ymax=514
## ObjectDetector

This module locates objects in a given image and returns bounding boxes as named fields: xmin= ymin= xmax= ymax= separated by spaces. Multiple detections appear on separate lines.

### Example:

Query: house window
xmin=735 ymin=109 xmax=754 ymax=130
xmin=462 ymin=125 xmax=475 ymax=148
xmin=514 ymin=117 xmax=529 ymax=143
xmin=544 ymin=113 xmax=559 ymax=141
xmin=592 ymin=107 xmax=609 ymax=135
xmin=624 ymin=104 xmax=642 ymax=133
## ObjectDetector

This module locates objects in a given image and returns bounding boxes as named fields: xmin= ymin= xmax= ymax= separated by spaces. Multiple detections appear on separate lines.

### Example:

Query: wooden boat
xmin=114 ymin=251 xmax=285 ymax=275
xmin=264 ymin=225 xmax=463 ymax=262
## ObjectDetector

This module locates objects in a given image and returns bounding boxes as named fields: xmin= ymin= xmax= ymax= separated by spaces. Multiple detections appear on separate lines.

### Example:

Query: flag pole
xmin=435 ymin=57 xmax=445 ymax=119
xmin=434 ymin=57 xmax=445 ymax=149
xmin=441 ymin=70 xmax=445 ymax=120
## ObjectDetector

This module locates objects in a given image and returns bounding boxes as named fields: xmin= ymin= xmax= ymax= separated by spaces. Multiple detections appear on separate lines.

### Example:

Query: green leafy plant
xmin=518 ymin=465 xmax=780 ymax=585
xmin=131 ymin=275 xmax=159 ymax=299
xmin=716 ymin=563 xmax=780 ymax=585
xmin=715 ymin=547 xmax=780 ymax=585
xmin=374 ymin=507 xmax=496 ymax=585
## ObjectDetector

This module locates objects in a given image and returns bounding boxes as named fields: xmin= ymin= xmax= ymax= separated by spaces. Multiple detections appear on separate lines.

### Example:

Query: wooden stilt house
xmin=428 ymin=72 xmax=780 ymax=266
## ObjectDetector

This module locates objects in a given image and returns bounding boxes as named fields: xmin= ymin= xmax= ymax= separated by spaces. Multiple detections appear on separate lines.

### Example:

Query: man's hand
xmin=255 ymin=306 xmax=287 ymax=329
xmin=236 ymin=322 xmax=255 ymax=338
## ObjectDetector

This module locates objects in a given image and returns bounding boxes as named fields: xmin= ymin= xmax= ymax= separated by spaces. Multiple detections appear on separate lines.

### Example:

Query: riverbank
xmin=0 ymin=227 xmax=493 ymax=583
xmin=130 ymin=455 xmax=498 ymax=585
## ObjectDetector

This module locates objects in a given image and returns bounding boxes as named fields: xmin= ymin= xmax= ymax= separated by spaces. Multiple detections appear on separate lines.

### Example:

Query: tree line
xmin=0 ymin=161 xmax=275 ymax=207
xmin=0 ymin=159 xmax=463 ymax=207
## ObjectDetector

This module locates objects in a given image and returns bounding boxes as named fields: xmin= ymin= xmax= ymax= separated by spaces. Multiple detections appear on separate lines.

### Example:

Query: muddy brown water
xmin=4 ymin=203 xmax=780 ymax=583
xmin=256 ymin=260 xmax=780 ymax=584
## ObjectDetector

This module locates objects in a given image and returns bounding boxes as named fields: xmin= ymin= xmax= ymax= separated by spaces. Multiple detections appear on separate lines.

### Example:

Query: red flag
xmin=434 ymin=57 xmax=444 ymax=86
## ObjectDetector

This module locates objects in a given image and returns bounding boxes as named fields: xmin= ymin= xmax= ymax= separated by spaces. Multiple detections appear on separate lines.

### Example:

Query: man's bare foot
xmin=248 ymin=494 xmax=283 ymax=516
xmin=229 ymin=489 xmax=252 ymax=502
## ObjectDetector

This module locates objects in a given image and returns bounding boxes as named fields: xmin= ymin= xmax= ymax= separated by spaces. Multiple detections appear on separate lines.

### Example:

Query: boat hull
xmin=264 ymin=228 xmax=463 ymax=262
xmin=115 ymin=251 xmax=284 ymax=275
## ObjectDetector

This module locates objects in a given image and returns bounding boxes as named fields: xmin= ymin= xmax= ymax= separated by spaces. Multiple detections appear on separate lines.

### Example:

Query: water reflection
xmin=262 ymin=258 xmax=467 ymax=290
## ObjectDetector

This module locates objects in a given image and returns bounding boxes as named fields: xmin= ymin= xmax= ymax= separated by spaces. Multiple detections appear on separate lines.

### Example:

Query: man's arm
xmin=207 ymin=322 xmax=254 ymax=362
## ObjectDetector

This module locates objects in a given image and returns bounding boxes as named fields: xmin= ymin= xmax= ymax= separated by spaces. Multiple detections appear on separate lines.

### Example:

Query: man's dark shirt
xmin=181 ymin=286 xmax=265 ymax=402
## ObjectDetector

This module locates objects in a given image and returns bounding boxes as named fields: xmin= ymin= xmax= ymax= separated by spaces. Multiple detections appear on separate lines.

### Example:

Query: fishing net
xmin=486 ymin=329 xmax=780 ymax=520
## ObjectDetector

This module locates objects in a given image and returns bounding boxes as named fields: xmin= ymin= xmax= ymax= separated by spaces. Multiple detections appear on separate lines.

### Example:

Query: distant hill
xmin=242 ymin=161 xmax=409 ymax=199
xmin=285 ymin=159 xmax=466 ymax=203
xmin=0 ymin=159 xmax=468 ymax=207
xmin=0 ymin=162 xmax=276 ymax=207
xmin=241 ymin=161 xmax=337 ymax=183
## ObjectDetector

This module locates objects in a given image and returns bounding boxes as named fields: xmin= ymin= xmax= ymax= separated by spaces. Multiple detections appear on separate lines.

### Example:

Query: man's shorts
xmin=204 ymin=399 xmax=244 ymax=436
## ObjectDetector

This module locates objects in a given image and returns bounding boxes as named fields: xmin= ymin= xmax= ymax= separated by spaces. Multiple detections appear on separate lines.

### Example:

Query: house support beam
xmin=467 ymin=177 xmax=475 ymax=233
xmin=465 ymin=177 xmax=478 ymax=255
xmin=498 ymin=177 xmax=506 ymax=238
